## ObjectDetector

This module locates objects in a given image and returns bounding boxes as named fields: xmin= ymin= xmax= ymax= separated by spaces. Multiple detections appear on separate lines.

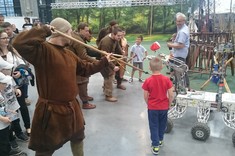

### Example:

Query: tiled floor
xmin=18 ymin=73 xmax=235 ymax=156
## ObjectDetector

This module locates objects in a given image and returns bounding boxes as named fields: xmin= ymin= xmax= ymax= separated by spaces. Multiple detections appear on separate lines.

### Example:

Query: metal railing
xmin=51 ymin=0 xmax=186 ymax=9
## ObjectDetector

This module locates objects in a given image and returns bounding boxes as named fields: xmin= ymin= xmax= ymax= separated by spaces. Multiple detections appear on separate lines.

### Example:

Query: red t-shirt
xmin=142 ymin=74 xmax=173 ymax=110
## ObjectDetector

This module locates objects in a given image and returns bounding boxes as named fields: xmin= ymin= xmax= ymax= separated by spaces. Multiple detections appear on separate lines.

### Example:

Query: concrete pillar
xmin=20 ymin=0 xmax=39 ymax=17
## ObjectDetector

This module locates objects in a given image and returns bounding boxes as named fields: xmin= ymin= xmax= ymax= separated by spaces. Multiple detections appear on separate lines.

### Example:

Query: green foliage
xmin=125 ymin=34 xmax=171 ymax=42
xmin=52 ymin=1 xmax=197 ymax=34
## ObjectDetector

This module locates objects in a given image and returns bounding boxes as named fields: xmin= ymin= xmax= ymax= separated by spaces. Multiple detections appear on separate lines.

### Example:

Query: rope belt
xmin=38 ymin=97 xmax=77 ymax=132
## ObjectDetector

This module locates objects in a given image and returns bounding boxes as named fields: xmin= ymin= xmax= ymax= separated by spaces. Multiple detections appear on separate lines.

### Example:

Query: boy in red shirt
xmin=142 ymin=57 xmax=174 ymax=155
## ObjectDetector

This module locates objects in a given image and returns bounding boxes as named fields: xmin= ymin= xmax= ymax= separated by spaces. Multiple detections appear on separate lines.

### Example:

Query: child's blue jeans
xmin=148 ymin=109 xmax=168 ymax=147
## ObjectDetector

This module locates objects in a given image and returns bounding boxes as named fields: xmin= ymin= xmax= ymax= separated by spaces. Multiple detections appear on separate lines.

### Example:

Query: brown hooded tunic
xmin=98 ymin=34 xmax=123 ymax=78
xmin=13 ymin=26 xmax=108 ymax=151
xmin=67 ymin=32 xmax=97 ymax=84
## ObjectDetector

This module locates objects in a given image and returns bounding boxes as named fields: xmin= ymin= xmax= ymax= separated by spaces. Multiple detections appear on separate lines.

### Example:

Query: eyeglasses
xmin=0 ymin=37 xmax=9 ymax=40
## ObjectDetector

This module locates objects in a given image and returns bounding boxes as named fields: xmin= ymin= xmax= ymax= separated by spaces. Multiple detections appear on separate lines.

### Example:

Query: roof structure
xmin=51 ymin=0 xmax=187 ymax=9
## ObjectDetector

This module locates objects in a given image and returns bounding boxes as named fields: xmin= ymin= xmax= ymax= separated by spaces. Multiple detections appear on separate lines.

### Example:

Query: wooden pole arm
xmin=226 ymin=57 xmax=233 ymax=65
xmin=53 ymin=29 xmax=149 ymax=74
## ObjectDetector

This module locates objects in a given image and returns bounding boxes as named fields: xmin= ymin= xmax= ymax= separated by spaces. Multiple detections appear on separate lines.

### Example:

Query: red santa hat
xmin=150 ymin=41 xmax=161 ymax=51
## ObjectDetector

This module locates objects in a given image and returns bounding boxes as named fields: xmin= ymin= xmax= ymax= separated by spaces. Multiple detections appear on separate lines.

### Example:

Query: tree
xmin=51 ymin=2 xmax=198 ymax=34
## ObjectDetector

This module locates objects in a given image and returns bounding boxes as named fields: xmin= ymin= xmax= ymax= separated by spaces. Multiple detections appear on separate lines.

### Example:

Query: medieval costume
xmin=13 ymin=24 xmax=109 ymax=152
xmin=67 ymin=31 xmax=98 ymax=109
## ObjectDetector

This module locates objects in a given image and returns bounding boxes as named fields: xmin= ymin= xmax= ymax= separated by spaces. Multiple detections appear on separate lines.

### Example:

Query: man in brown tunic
xmin=98 ymin=26 xmax=126 ymax=102
xmin=67 ymin=22 xmax=97 ymax=109
xmin=96 ymin=20 xmax=118 ymax=46
xmin=13 ymin=17 xmax=111 ymax=156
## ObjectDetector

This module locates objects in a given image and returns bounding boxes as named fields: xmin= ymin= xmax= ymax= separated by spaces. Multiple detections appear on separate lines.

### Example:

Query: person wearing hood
xmin=13 ymin=17 xmax=112 ymax=155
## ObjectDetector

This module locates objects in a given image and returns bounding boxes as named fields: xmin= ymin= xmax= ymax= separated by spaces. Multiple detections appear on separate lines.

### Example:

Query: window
xmin=0 ymin=0 xmax=15 ymax=16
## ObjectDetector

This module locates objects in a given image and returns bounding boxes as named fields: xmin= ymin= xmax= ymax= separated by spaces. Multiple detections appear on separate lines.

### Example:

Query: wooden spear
xmin=53 ymin=29 xmax=149 ymax=74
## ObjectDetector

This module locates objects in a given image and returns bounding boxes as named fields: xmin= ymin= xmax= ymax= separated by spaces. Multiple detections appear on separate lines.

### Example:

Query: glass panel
xmin=0 ymin=0 xmax=15 ymax=16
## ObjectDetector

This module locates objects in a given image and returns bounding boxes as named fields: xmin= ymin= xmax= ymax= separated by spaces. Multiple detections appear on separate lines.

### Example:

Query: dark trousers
xmin=0 ymin=126 xmax=11 ymax=156
xmin=78 ymin=82 xmax=89 ymax=104
xmin=115 ymin=70 xmax=123 ymax=86
xmin=17 ymin=85 xmax=30 ymax=129
xmin=22 ymin=84 xmax=29 ymax=98
xmin=9 ymin=119 xmax=23 ymax=140
xmin=10 ymin=85 xmax=31 ymax=139
xmin=148 ymin=110 xmax=168 ymax=147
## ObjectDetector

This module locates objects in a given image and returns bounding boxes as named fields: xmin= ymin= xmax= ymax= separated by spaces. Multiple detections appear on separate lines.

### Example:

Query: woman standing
xmin=0 ymin=30 xmax=30 ymax=143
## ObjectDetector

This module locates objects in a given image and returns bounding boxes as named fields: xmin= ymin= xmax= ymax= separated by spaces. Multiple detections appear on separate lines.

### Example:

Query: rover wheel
xmin=191 ymin=122 xmax=210 ymax=141
xmin=232 ymin=132 xmax=235 ymax=147
xmin=165 ymin=118 xmax=174 ymax=133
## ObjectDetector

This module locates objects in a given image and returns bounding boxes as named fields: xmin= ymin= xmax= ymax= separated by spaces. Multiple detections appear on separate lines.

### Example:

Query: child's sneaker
xmin=10 ymin=139 xmax=19 ymax=149
xmin=9 ymin=148 xmax=22 ymax=156
xmin=139 ymin=78 xmax=144 ymax=82
xmin=128 ymin=78 xmax=133 ymax=83
xmin=151 ymin=146 xmax=159 ymax=155
xmin=159 ymin=140 xmax=163 ymax=146
xmin=16 ymin=133 xmax=29 ymax=142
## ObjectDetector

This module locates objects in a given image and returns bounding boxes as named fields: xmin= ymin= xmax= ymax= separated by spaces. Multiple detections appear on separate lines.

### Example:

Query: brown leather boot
xmin=117 ymin=84 xmax=126 ymax=90
xmin=105 ymin=96 xmax=118 ymax=102
xmin=82 ymin=103 xmax=96 ymax=109
xmin=87 ymin=96 xmax=94 ymax=101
